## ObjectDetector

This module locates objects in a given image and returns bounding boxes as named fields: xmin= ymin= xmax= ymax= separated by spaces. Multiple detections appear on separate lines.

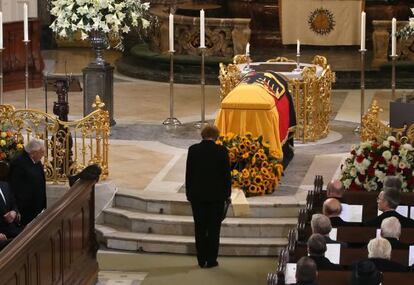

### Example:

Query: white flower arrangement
xmin=340 ymin=136 xmax=414 ymax=192
xmin=397 ymin=8 xmax=414 ymax=39
xmin=49 ymin=0 xmax=150 ymax=49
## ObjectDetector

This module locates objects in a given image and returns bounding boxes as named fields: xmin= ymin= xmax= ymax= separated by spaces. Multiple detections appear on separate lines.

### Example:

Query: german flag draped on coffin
xmin=215 ymin=70 xmax=296 ymax=167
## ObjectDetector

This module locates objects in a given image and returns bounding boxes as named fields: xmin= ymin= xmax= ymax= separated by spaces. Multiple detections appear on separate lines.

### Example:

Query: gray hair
xmin=24 ymin=138 xmax=45 ymax=153
xmin=367 ymin=237 xmax=392 ymax=259
xmin=307 ymin=233 xmax=327 ymax=256
xmin=311 ymin=214 xmax=332 ymax=235
xmin=382 ymin=188 xmax=401 ymax=209
xmin=381 ymin=217 xmax=401 ymax=239
xmin=384 ymin=176 xmax=402 ymax=191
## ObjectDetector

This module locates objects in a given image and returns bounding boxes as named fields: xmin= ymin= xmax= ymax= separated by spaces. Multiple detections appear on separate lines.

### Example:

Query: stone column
xmin=83 ymin=62 xmax=115 ymax=125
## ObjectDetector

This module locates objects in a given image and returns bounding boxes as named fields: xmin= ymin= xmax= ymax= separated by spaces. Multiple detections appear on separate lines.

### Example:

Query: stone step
xmin=102 ymin=207 xmax=297 ymax=238
xmin=96 ymin=224 xmax=288 ymax=256
xmin=115 ymin=190 xmax=304 ymax=218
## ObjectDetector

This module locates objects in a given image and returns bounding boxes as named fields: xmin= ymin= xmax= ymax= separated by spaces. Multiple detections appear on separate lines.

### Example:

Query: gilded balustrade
xmin=0 ymin=96 xmax=109 ymax=183
xmin=218 ymin=55 xmax=335 ymax=142
xmin=361 ymin=100 xmax=414 ymax=144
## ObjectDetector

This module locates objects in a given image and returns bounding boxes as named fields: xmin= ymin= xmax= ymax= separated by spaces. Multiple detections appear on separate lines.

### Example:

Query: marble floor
xmin=3 ymin=48 xmax=411 ymax=284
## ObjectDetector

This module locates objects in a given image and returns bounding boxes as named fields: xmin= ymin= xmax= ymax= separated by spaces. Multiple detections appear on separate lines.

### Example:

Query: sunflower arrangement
xmin=340 ymin=136 xmax=414 ymax=192
xmin=217 ymin=132 xmax=283 ymax=196
xmin=0 ymin=124 xmax=24 ymax=161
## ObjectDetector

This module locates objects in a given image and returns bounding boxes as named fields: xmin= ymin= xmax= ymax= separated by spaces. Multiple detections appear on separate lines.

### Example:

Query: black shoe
xmin=198 ymin=261 xmax=206 ymax=268
xmin=206 ymin=261 xmax=219 ymax=268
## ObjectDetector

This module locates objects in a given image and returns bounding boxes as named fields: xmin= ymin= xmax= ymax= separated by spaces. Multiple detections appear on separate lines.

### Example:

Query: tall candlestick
xmin=169 ymin=13 xmax=174 ymax=52
xmin=200 ymin=10 xmax=205 ymax=48
xmin=246 ymin=42 xmax=250 ymax=56
xmin=0 ymin=12 xmax=3 ymax=49
xmin=360 ymin=11 xmax=366 ymax=50
xmin=297 ymin=39 xmax=300 ymax=54
xmin=23 ymin=3 xmax=29 ymax=42
xmin=391 ymin=18 xmax=396 ymax=56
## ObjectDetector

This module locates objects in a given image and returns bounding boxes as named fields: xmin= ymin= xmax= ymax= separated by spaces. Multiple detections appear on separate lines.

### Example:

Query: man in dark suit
xmin=294 ymin=256 xmax=318 ymax=285
xmin=364 ymin=179 xmax=414 ymax=227
xmin=307 ymin=233 xmax=343 ymax=270
xmin=311 ymin=213 xmax=348 ymax=248
xmin=322 ymin=198 xmax=348 ymax=227
xmin=185 ymin=125 xmax=231 ymax=268
xmin=9 ymin=139 xmax=47 ymax=226
xmin=380 ymin=217 xmax=409 ymax=249
xmin=0 ymin=181 xmax=22 ymax=238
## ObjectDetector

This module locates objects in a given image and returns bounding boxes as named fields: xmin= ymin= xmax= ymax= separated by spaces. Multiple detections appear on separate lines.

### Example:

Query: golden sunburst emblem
xmin=308 ymin=8 xmax=335 ymax=35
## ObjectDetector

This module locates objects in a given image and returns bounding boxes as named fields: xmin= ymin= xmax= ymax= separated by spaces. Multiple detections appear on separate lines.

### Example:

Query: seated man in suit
xmin=365 ymin=177 xmax=414 ymax=227
xmin=326 ymin=180 xmax=344 ymax=199
xmin=380 ymin=217 xmax=409 ymax=249
xmin=365 ymin=237 xmax=407 ymax=272
xmin=9 ymin=138 xmax=47 ymax=226
xmin=294 ymin=256 xmax=318 ymax=285
xmin=311 ymin=214 xmax=347 ymax=247
xmin=0 ymin=181 xmax=22 ymax=238
xmin=322 ymin=198 xmax=348 ymax=227
xmin=307 ymin=233 xmax=343 ymax=270
xmin=351 ymin=260 xmax=382 ymax=285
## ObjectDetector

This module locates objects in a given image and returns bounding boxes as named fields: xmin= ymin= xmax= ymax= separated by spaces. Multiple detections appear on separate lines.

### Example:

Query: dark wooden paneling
xmin=0 ymin=179 xmax=98 ymax=285
xmin=3 ymin=19 xmax=44 ymax=92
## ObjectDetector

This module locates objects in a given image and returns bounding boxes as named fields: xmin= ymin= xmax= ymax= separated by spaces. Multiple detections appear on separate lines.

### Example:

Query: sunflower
xmin=261 ymin=161 xmax=269 ymax=168
xmin=248 ymin=184 xmax=258 ymax=193
xmin=265 ymin=173 xmax=272 ymax=180
xmin=250 ymin=143 xmax=258 ymax=152
xmin=232 ymin=169 xmax=239 ymax=176
xmin=242 ymin=152 xmax=249 ymax=159
xmin=239 ymin=143 xmax=247 ymax=152
xmin=254 ymin=175 xmax=263 ymax=184
xmin=259 ymin=153 xmax=267 ymax=160
xmin=242 ymin=168 xmax=249 ymax=178
xmin=229 ymin=152 xmax=236 ymax=162
xmin=232 ymin=181 xmax=239 ymax=188
xmin=242 ymin=179 xmax=250 ymax=186
xmin=261 ymin=167 xmax=269 ymax=175
xmin=245 ymin=132 xmax=253 ymax=137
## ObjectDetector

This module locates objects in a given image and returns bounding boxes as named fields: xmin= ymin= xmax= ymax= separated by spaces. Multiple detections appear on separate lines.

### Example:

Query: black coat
xmin=185 ymin=140 xmax=231 ymax=203
xmin=309 ymin=255 xmax=343 ymax=271
xmin=324 ymin=235 xmax=348 ymax=248
xmin=9 ymin=150 xmax=46 ymax=226
xmin=367 ymin=258 xmax=408 ymax=272
xmin=330 ymin=216 xmax=348 ymax=227
xmin=364 ymin=210 xmax=414 ymax=228
xmin=384 ymin=237 xmax=409 ymax=250
xmin=0 ymin=181 xmax=21 ymax=237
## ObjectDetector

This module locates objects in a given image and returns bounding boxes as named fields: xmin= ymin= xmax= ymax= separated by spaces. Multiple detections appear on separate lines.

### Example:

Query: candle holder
xmin=163 ymin=50 xmax=182 ymax=126
xmin=293 ymin=53 xmax=302 ymax=72
xmin=0 ymin=48 xmax=4 ymax=105
xmin=354 ymin=48 xmax=367 ymax=133
xmin=390 ymin=54 xmax=398 ymax=100
xmin=23 ymin=40 xmax=31 ymax=109
xmin=194 ymin=47 xmax=209 ymax=129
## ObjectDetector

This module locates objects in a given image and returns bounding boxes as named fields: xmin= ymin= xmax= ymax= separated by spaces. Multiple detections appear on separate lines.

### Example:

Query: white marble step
xmin=102 ymin=207 xmax=297 ymax=238
xmin=96 ymin=224 xmax=287 ymax=256
xmin=115 ymin=190 xmax=304 ymax=218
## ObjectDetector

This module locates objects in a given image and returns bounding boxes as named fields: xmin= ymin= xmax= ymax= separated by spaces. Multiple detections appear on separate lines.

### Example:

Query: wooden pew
xmin=293 ymin=245 xmax=410 ymax=267
xmin=300 ymin=225 xmax=414 ymax=244
xmin=0 ymin=165 xmax=101 ymax=285
xmin=317 ymin=270 xmax=414 ymax=285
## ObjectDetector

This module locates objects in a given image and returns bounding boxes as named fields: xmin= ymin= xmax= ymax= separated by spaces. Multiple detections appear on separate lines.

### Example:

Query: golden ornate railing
xmin=0 ymin=96 xmax=109 ymax=182
xmin=218 ymin=55 xmax=335 ymax=142
xmin=361 ymin=100 xmax=414 ymax=144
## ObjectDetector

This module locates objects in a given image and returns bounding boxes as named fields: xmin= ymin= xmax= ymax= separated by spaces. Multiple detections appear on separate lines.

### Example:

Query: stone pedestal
xmin=390 ymin=97 xmax=414 ymax=128
xmin=83 ymin=62 xmax=115 ymax=125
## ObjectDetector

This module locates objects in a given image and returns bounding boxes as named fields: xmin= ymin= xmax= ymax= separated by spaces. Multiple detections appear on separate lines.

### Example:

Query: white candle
xmin=297 ymin=39 xmax=300 ymax=55
xmin=360 ymin=11 xmax=366 ymax=50
xmin=169 ymin=13 xmax=174 ymax=52
xmin=23 ymin=3 xmax=29 ymax=41
xmin=200 ymin=10 xmax=205 ymax=48
xmin=391 ymin=18 xmax=396 ymax=56
xmin=246 ymin=42 xmax=250 ymax=55
xmin=0 ymin=12 xmax=3 ymax=49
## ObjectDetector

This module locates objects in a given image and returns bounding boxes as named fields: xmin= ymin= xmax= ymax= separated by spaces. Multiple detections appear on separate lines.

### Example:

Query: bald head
xmin=327 ymin=180 xmax=344 ymax=198
xmin=323 ymin=198 xmax=342 ymax=217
